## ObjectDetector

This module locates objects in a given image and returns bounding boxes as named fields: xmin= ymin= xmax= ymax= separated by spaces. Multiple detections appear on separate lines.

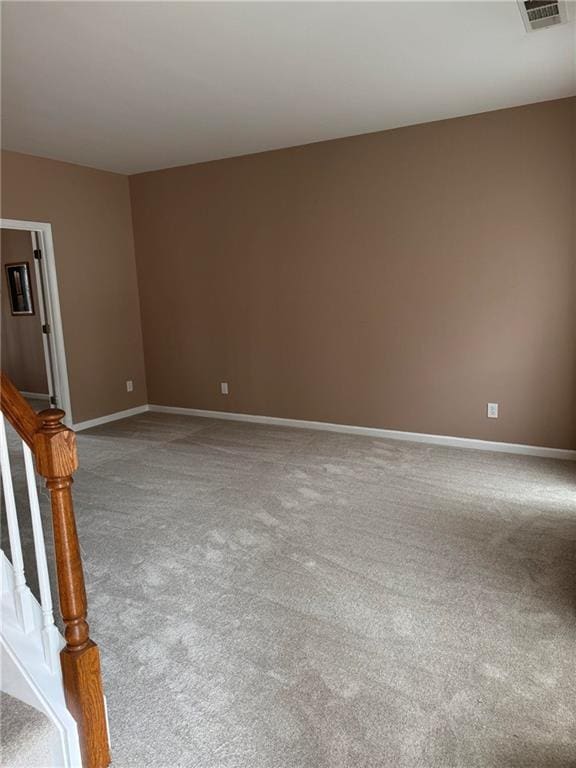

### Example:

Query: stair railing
xmin=0 ymin=371 xmax=111 ymax=768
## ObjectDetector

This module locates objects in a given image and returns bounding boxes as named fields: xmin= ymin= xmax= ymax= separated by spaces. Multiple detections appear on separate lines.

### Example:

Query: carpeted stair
xmin=1 ymin=692 xmax=56 ymax=768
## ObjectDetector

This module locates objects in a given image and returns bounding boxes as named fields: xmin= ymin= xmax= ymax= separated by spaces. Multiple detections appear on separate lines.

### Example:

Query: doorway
xmin=0 ymin=219 xmax=71 ymax=422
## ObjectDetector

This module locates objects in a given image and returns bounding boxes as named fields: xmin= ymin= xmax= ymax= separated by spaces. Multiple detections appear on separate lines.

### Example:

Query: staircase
xmin=0 ymin=373 xmax=111 ymax=768
xmin=1 ymin=691 xmax=57 ymax=767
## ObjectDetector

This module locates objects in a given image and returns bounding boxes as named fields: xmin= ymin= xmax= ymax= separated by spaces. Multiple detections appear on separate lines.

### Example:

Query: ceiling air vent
xmin=518 ymin=0 xmax=571 ymax=31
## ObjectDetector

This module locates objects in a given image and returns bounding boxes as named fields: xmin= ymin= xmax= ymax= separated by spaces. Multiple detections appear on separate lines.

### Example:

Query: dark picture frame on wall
xmin=5 ymin=262 xmax=35 ymax=316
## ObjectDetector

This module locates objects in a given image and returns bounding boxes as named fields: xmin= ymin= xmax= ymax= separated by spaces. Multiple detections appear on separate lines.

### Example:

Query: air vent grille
xmin=518 ymin=0 xmax=570 ymax=30
xmin=527 ymin=2 xmax=560 ymax=21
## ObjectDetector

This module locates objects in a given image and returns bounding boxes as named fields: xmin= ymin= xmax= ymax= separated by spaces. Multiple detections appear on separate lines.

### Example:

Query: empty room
xmin=0 ymin=2 xmax=575 ymax=767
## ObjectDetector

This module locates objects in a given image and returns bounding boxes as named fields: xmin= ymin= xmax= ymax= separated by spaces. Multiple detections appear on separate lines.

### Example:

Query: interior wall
xmin=1 ymin=228 xmax=48 ymax=394
xmin=1 ymin=150 xmax=147 ymax=423
xmin=130 ymin=97 xmax=575 ymax=450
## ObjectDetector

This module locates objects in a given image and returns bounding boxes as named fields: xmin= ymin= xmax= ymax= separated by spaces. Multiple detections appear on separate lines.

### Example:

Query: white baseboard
xmin=73 ymin=405 xmax=150 ymax=432
xmin=149 ymin=404 xmax=576 ymax=461
xmin=20 ymin=391 xmax=50 ymax=401
xmin=64 ymin=400 xmax=576 ymax=461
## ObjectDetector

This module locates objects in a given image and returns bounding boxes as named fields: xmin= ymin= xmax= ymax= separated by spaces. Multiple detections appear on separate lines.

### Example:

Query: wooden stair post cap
xmin=34 ymin=409 xmax=78 ymax=477
xmin=38 ymin=408 xmax=66 ymax=428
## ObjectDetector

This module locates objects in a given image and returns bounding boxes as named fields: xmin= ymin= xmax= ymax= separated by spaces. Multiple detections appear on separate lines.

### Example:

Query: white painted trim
xmin=30 ymin=231 xmax=57 ymax=412
xmin=149 ymin=405 xmax=576 ymax=461
xmin=73 ymin=405 xmax=149 ymax=432
xmin=20 ymin=392 xmax=51 ymax=401
xmin=0 ymin=219 xmax=73 ymax=426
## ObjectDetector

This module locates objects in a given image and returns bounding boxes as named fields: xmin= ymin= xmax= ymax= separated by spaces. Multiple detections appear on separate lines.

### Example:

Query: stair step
xmin=1 ymin=692 xmax=57 ymax=768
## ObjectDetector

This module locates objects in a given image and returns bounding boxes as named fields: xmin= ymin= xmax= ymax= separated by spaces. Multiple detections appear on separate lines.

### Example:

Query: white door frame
xmin=1 ymin=219 xmax=73 ymax=425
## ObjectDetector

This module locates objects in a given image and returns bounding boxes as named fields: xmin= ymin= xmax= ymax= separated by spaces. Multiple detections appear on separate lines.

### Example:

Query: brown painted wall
xmin=1 ymin=229 xmax=49 ymax=394
xmin=1 ymin=151 xmax=147 ymax=423
xmin=130 ymin=98 xmax=575 ymax=449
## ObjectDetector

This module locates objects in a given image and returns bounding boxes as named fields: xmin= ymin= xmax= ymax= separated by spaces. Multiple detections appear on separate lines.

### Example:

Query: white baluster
xmin=23 ymin=440 xmax=61 ymax=671
xmin=0 ymin=412 xmax=35 ymax=631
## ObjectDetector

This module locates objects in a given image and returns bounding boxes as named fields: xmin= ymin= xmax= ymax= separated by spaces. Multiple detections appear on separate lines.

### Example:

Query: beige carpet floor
xmin=3 ymin=411 xmax=576 ymax=767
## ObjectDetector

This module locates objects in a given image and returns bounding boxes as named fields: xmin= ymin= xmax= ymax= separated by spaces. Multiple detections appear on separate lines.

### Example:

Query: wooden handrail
xmin=0 ymin=372 xmax=39 ymax=448
xmin=0 ymin=373 xmax=111 ymax=768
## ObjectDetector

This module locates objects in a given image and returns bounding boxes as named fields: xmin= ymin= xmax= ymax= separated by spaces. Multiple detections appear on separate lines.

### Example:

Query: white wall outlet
xmin=126 ymin=380 xmax=134 ymax=393
xmin=487 ymin=402 xmax=499 ymax=419
xmin=220 ymin=382 xmax=229 ymax=395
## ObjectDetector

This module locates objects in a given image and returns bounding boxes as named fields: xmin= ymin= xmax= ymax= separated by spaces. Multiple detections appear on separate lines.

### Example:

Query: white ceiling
xmin=2 ymin=1 xmax=575 ymax=175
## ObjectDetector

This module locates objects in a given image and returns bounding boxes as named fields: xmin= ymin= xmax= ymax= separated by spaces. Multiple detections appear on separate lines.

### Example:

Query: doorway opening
xmin=0 ymin=219 xmax=71 ymax=423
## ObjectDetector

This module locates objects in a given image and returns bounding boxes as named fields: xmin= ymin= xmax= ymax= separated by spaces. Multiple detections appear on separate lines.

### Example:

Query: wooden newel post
xmin=34 ymin=409 xmax=111 ymax=768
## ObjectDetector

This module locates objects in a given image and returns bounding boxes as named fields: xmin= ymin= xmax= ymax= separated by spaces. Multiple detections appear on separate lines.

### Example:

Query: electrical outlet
xmin=487 ymin=402 xmax=499 ymax=419
xmin=126 ymin=380 xmax=134 ymax=393
xmin=220 ymin=382 xmax=229 ymax=395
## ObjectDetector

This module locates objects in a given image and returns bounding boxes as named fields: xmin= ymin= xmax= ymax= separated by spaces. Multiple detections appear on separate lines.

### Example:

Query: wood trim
xmin=0 ymin=371 xmax=39 ymax=448
xmin=61 ymin=642 xmax=110 ymax=768
xmin=34 ymin=407 xmax=111 ymax=768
